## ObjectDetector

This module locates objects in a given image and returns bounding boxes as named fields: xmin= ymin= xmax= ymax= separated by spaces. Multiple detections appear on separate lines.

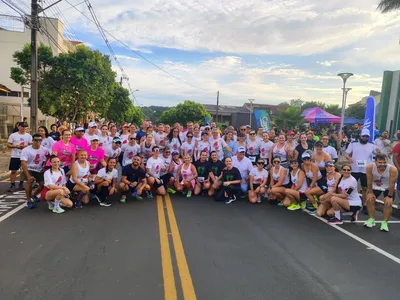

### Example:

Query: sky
xmin=2 ymin=0 xmax=400 ymax=108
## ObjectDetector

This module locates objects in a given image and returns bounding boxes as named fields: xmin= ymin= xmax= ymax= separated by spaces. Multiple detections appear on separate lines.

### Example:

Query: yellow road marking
xmin=157 ymin=195 xmax=177 ymax=300
xmin=165 ymin=194 xmax=197 ymax=300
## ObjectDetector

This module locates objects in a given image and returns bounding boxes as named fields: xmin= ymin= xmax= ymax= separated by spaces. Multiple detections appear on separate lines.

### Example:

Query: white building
xmin=0 ymin=14 xmax=81 ymax=139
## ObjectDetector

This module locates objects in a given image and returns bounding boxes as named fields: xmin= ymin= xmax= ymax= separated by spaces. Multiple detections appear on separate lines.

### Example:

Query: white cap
xmin=361 ymin=128 xmax=370 ymax=137
xmin=301 ymin=152 xmax=311 ymax=159
xmin=75 ymin=127 xmax=84 ymax=131
xmin=88 ymin=121 xmax=97 ymax=127
xmin=90 ymin=135 xmax=99 ymax=141
xmin=238 ymin=146 xmax=246 ymax=152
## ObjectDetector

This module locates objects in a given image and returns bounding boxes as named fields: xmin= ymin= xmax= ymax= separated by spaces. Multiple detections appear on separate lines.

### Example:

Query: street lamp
xmin=248 ymin=99 xmax=255 ymax=128
xmin=338 ymin=72 xmax=353 ymax=151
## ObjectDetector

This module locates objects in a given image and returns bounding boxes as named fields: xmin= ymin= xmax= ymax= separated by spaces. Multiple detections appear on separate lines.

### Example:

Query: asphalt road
xmin=1 ymin=181 xmax=400 ymax=300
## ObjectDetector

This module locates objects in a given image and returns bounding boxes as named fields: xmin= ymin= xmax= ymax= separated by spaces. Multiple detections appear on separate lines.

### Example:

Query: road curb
xmin=0 ymin=171 xmax=11 ymax=181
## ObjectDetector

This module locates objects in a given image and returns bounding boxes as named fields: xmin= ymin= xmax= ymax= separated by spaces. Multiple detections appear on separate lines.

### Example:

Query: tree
xmin=378 ymin=0 xmax=400 ymax=13
xmin=301 ymin=101 xmax=326 ymax=110
xmin=324 ymin=104 xmax=341 ymax=116
xmin=273 ymin=107 xmax=305 ymax=131
xmin=105 ymin=84 xmax=143 ymax=124
xmin=10 ymin=44 xmax=116 ymax=121
xmin=159 ymin=100 xmax=211 ymax=125
xmin=141 ymin=106 xmax=171 ymax=123
xmin=345 ymin=101 xmax=365 ymax=120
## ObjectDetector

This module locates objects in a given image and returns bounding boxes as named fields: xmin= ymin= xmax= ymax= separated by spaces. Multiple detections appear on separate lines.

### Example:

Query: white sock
xmin=47 ymin=201 xmax=54 ymax=208
xmin=54 ymin=200 xmax=61 ymax=209
xmin=334 ymin=210 xmax=341 ymax=220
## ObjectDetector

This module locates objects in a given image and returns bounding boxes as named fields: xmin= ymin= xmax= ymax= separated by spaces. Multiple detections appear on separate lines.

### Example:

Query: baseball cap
xmin=19 ymin=122 xmax=28 ymax=127
xmin=315 ymin=141 xmax=323 ymax=147
xmin=88 ymin=121 xmax=97 ymax=128
xmin=112 ymin=137 xmax=122 ymax=143
xmin=361 ymin=128 xmax=370 ymax=137
xmin=90 ymin=135 xmax=99 ymax=141
xmin=246 ymin=125 xmax=251 ymax=128
xmin=301 ymin=152 xmax=311 ymax=159
xmin=325 ymin=161 xmax=335 ymax=167
xmin=238 ymin=146 xmax=246 ymax=153
xmin=75 ymin=127 xmax=84 ymax=131
xmin=172 ymin=151 xmax=179 ymax=156
xmin=287 ymin=131 xmax=295 ymax=135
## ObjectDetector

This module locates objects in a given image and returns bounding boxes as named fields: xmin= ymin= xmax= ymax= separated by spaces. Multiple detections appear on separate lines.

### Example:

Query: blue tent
xmin=344 ymin=117 xmax=363 ymax=125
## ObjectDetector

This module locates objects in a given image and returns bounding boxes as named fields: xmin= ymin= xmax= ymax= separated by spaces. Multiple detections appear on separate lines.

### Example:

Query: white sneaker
xmin=256 ymin=195 xmax=261 ymax=203
xmin=52 ymin=206 xmax=65 ymax=214
xmin=47 ymin=201 xmax=55 ymax=211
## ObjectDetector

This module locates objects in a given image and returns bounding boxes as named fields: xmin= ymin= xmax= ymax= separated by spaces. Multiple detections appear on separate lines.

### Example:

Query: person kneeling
xmin=248 ymin=159 xmax=268 ymax=204
xmin=215 ymin=157 xmax=242 ymax=204
xmin=176 ymin=154 xmax=198 ymax=198
xmin=120 ymin=155 xmax=149 ymax=202
xmin=94 ymin=158 xmax=118 ymax=207
xmin=284 ymin=160 xmax=308 ymax=210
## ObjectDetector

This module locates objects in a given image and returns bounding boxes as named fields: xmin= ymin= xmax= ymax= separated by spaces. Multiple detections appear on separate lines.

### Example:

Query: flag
xmin=363 ymin=96 xmax=376 ymax=143
xmin=253 ymin=109 xmax=271 ymax=131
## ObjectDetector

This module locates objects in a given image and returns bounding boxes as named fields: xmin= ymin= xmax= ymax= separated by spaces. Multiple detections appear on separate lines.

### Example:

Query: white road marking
xmin=304 ymin=209 xmax=400 ymax=265
xmin=342 ymin=220 xmax=400 ymax=224
xmin=0 ymin=203 xmax=25 ymax=223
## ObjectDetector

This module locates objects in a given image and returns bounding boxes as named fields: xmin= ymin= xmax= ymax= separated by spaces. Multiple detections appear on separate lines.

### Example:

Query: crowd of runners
xmin=6 ymin=119 xmax=400 ymax=232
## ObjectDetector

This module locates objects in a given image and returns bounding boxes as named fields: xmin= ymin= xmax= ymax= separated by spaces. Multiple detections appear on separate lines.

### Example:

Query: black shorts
xmin=344 ymin=205 xmax=362 ymax=213
xmin=9 ymin=157 xmax=21 ymax=171
xmin=317 ymin=179 xmax=329 ymax=194
xmin=29 ymin=171 xmax=44 ymax=183
xmin=252 ymin=184 xmax=261 ymax=191
xmin=299 ymin=192 xmax=308 ymax=201
xmin=66 ymin=180 xmax=76 ymax=192
xmin=153 ymin=179 xmax=164 ymax=190
xmin=373 ymin=189 xmax=389 ymax=198
xmin=351 ymin=172 xmax=367 ymax=188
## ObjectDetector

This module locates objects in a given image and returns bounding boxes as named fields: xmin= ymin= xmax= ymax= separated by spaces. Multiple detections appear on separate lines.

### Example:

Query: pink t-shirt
xmin=86 ymin=146 xmax=105 ymax=172
xmin=48 ymin=141 xmax=76 ymax=167
xmin=70 ymin=136 xmax=89 ymax=152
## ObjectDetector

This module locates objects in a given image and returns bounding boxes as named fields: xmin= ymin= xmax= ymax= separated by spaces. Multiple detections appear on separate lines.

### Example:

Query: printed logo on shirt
xmin=128 ymin=151 xmax=134 ymax=159
xmin=197 ymin=166 xmax=205 ymax=175
xmin=33 ymin=153 xmax=40 ymax=165
xmin=249 ymin=147 xmax=254 ymax=154
xmin=213 ymin=141 xmax=219 ymax=151
xmin=187 ymin=149 xmax=192 ymax=155
xmin=374 ymin=178 xmax=384 ymax=187
xmin=226 ymin=175 xmax=233 ymax=181
xmin=61 ymin=149 xmax=71 ymax=157
xmin=211 ymin=166 xmax=218 ymax=175
xmin=56 ymin=176 xmax=62 ymax=185
xmin=99 ymin=143 xmax=103 ymax=147
xmin=173 ymin=144 xmax=177 ymax=150
xmin=204 ymin=147 xmax=208 ymax=152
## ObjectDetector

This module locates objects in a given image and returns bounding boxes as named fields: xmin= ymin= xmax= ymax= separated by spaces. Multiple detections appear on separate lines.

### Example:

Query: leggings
xmin=215 ymin=185 xmax=240 ymax=202
xmin=98 ymin=186 xmax=111 ymax=200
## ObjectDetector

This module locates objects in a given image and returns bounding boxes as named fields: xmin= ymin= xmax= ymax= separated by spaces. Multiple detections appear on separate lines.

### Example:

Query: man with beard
xmin=364 ymin=153 xmax=398 ymax=232
xmin=345 ymin=128 xmax=380 ymax=214
xmin=374 ymin=130 xmax=392 ymax=157
xmin=120 ymin=155 xmax=148 ymax=203
xmin=194 ymin=151 xmax=211 ymax=195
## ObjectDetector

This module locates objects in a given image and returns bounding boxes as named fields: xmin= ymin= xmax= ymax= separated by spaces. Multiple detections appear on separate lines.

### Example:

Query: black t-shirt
xmin=194 ymin=160 xmax=210 ymax=180
xmin=221 ymin=167 xmax=241 ymax=185
xmin=306 ymin=140 xmax=315 ymax=151
xmin=208 ymin=160 xmax=225 ymax=177
xmin=49 ymin=131 xmax=60 ymax=141
xmin=295 ymin=144 xmax=309 ymax=164
xmin=122 ymin=165 xmax=146 ymax=182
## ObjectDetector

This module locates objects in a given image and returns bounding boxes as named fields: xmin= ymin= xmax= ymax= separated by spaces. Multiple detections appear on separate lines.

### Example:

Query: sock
xmin=19 ymin=181 xmax=23 ymax=185
xmin=77 ymin=192 xmax=86 ymax=200
xmin=334 ymin=210 xmax=341 ymax=220
xmin=10 ymin=182 xmax=15 ymax=187
xmin=54 ymin=199 xmax=61 ymax=209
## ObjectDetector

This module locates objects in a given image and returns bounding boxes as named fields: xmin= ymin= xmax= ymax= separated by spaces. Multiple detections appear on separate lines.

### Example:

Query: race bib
xmin=249 ymin=156 xmax=256 ymax=162
xmin=198 ymin=177 xmax=204 ymax=183
xmin=356 ymin=160 xmax=366 ymax=168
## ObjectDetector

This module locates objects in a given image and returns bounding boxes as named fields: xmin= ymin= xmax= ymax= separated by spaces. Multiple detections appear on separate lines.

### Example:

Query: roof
xmin=0 ymin=84 xmax=11 ymax=93
xmin=242 ymin=102 xmax=280 ymax=114
xmin=203 ymin=104 xmax=249 ymax=115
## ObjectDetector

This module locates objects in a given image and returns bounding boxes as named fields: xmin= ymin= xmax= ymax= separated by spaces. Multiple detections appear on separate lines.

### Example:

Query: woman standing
xmin=223 ymin=131 xmax=237 ymax=158
xmin=66 ymin=150 xmax=91 ymax=208
xmin=38 ymin=126 xmax=55 ymax=151
xmin=294 ymin=133 xmax=309 ymax=165
xmin=41 ymin=155 xmax=73 ymax=214
xmin=270 ymin=134 xmax=289 ymax=169
xmin=248 ymin=159 xmax=268 ymax=203
xmin=140 ymin=134 xmax=156 ymax=164
xmin=215 ymin=157 xmax=241 ymax=204
xmin=312 ymin=141 xmax=332 ymax=176
xmin=166 ymin=127 xmax=182 ymax=153
xmin=176 ymin=154 xmax=198 ymax=198
xmin=246 ymin=130 xmax=261 ymax=165
xmin=49 ymin=124 xmax=61 ymax=141
xmin=181 ymin=132 xmax=195 ymax=161
xmin=194 ymin=132 xmax=211 ymax=161
xmin=94 ymin=158 xmax=118 ymax=207
xmin=99 ymin=125 xmax=112 ymax=150
xmin=49 ymin=129 xmax=76 ymax=174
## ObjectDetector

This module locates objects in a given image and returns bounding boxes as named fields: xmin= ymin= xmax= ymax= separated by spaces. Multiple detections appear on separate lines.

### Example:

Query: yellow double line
xmin=157 ymin=194 xmax=197 ymax=300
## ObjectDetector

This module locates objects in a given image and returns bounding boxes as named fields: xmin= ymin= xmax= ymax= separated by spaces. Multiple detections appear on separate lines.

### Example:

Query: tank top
xmin=290 ymin=169 xmax=308 ymax=193
xmin=141 ymin=143 xmax=153 ymax=163
xmin=305 ymin=167 xmax=322 ymax=180
xmin=273 ymin=144 xmax=287 ymax=162
xmin=70 ymin=160 xmax=90 ymax=184
xmin=172 ymin=159 xmax=182 ymax=178
xmin=272 ymin=166 xmax=290 ymax=185
xmin=326 ymin=172 xmax=337 ymax=192
xmin=372 ymin=163 xmax=391 ymax=191
xmin=246 ymin=139 xmax=260 ymax=155
xmin=181 ymin=163 xmax=193 ymax=181
xmin=314 ymin=154 xmax=325 ymax=170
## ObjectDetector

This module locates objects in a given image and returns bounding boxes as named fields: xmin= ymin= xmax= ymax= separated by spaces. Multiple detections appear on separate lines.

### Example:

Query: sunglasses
xmin=290 ymin=161 xmax=298 ymax=164
xmin=361 ymin=135 xmax=369 ymax=138
xmin=303 ymin=157 xmax=311 ymax=160
xmin=165 ymin=151 xmax=171 ymax=153
xmin=129 ymin=138 xmax=135 ymax=140
xmin=115 ymin=142 xmax=121 ymax=145
xmin=273 ymin=160 xmax=280 ymax=164
xmin=342 ymin=168 xmax=351 ymax=171
xmin=33 ymin=139 xmax=42 ymax=142
xmin=240 ymin=129 xmax=246 ymax=131
xmin=250 ymin=133 xmax=256 ymax=135
xmin=187 ymin=136 xmax=193 ymax=138
xmin=257 ymin=161 xmax=265 ymax=165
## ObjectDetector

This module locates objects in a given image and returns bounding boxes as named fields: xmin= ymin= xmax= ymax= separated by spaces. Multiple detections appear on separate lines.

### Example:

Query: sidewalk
xmin=0 ymin=148 xmax=10 ymax=179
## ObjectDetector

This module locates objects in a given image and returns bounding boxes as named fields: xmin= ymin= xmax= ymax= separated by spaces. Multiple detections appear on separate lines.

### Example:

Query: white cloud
xmin=317 ymin=61 xmax=338 ymax=67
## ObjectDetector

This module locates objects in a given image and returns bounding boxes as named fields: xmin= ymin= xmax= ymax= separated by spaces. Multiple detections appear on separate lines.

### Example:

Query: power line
xmin=1 ymin=0 xmax=25 ymax=18
xmin=64 ymin=0 xmax=214 ymax=94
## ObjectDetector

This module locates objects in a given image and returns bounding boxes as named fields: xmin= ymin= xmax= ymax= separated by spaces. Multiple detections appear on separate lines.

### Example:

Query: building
xmin=378 ymin=71 xmax=400 ymax=135
xmin=0 ymin=14 xmax=81 ymax=139
xmin=203 ymin=102 xmax=280 ymax=129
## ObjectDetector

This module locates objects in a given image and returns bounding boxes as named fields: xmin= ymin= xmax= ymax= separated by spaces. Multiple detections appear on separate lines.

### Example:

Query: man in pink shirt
xmin=70 ymin=127 xmax=89 ymax=152
xmin=392 ymin=132 xmax=400 ymax=194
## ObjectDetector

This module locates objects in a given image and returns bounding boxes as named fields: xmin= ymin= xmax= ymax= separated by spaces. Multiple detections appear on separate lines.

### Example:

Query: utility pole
xmin=30 ymin=0 xmax=39 ymax=132
xmin=215 ymin=91 xmax=219 ymax=124
xmin=248 ymin=99 xmax=255 ymax=129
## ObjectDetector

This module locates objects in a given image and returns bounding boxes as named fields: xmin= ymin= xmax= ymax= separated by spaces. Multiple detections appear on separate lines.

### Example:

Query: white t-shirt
xmin=41 ymin=136 xmax=55 ymax=150
xmin=181 ymin=141 xmax=195 ymax=157
xmin=160 ymin=155 xmax=172 ymax=176
xmin=146 ymin=157 xmax=164 ymax=179
xmin=8 ymin=132 xmax=32 ymax=158
xmin=337 ymin=176 xmax=362 ymax=207
xmin=121 ymin=143 xmax=140 ymax=167
xmin=374 ymin=138 xmax=392 ymax=156
xmin=105 ymin=145 xmax=122 ymax=159
xmin=346 ymin=142 xmax=377 ymax=173
xmin=96 ymin=167 xmax=118 ymax=181
xmin=209 ymin=136 xmax=227 ymax=160
xmin=259 ymin=140 xmax=274 ymax=159
xmin=44 ymin=169 xmax=66 ymax=188
xmin=154 ymin=132 xmax=167 ymax=148
xmin=249 ymin=167 xmax=268 ymax=185
xmin=20 ymin=146 xmax=49 ymax=172
xmin=232 ymin=156 xmax=253 ymax=180
xmin=323 ymin=146 xmax=338 ymax=160
xmin=99 ymin=135 xmax=112 ymax=150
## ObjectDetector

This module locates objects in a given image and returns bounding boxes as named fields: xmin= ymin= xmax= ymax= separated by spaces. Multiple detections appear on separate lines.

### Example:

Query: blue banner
xmin=204 ymin=116 xmax=211 ymax=125
xmin=253 ymin=109 xmax=271 ymax=132
xmin=363 ymin=96 xmax=376 ymax=143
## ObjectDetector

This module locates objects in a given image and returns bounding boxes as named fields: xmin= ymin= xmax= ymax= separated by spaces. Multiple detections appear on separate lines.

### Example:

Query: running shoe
xmin=52 ymin=206 xmax=65 ymax=214
xmin=277 ymin=202 xmax=284 ymax=207
xmin=99 ymin=201 xmax=112 ymax=207
xmin=350 ymin=212 xmax=358 ymax=223
xmin=300 ymin=201 xmax=306 ymax=209
xmin=75 ymin=200 xmax=82 ymax=208
xmin=167 ymin=188 xmax=176 ymax=194
xmin=312 ymin=202 xmax=319 ymax=210
xmin=147 ymin=192 xmax=153 ymax=199
xmin=31 ymin=195 xmax=40 ymax=203
xmin=47 ymin=201 xmax=54 ymax=211
xmin=287 ymin=203 xmax=301 ymax=211
xmin=380 ymin=221 xmax=389 ymax=232
xmin=26 ymin=201 xmax=35 ymax=209
xmin=225 ymin=197 xmax=236 ymax=204
xmin=18 ymin=183 xmax=24 ymax=190
xmin=256 ymin=195 xmax=261 ymax=203
xmin=186 ymin=192 xmax=192 ymax=198
xmin=7 ymin=185 xmax=16 ymax=192
xmin=183 ymin=190 xmax=188 ymax=196
xmin=363 ymin=218 xmax=376 ymax=228
xmin=120 ymin=195 xmax=126 ymax=203
xmin=32 ymin=182 xmax=39 ymax=189
xmin=327 ymin=217 xmax=343 ymax=225
xmin=136 ymin=194 xmax=143 ymax=200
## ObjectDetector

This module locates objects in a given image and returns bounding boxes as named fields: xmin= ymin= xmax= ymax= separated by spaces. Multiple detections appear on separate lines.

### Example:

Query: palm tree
xmin=377 ymin=0 xmax=400 ymax=13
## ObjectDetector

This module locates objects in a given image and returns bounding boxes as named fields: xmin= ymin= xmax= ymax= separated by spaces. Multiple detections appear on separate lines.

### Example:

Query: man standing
xmin=232 ymin=147 xmax=253 ymax=196
xmin=364 ymin=153 xmax=398 ymax=232
xmin=321 ymin=135 xmax=338 ymax=163
xmin=209 ymin=128 xmax=232 ymax=160
xmin=7 ymin=122 xmax=32 ymax=192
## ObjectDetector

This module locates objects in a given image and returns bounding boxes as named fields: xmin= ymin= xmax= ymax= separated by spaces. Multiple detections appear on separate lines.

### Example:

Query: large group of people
xmin=7 ymin=119 xmax=400 ymax=232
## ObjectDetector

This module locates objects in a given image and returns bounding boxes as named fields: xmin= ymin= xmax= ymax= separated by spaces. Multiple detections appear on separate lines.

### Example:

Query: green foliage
xmin=159 ymin=100 xmax=211 ymax=125
xmin=141 ymin=106 xmax=171 ymax=123
xmin=106 ymin=84 xmax=143 ymax=124
xmin=345 ymin=101 xmax=365 ymax=120
xmin=301 ymin=101 xmax=326 ymax=110
xmin=10 ymin=44 xmax=116 ymax=121
xmin=378 ymin=0 xmax=400 ymax=13
xmin=274 ymin=107 xmax=305 ymax=131
xmin=324 ymin=104 xmax=341 ymax=116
